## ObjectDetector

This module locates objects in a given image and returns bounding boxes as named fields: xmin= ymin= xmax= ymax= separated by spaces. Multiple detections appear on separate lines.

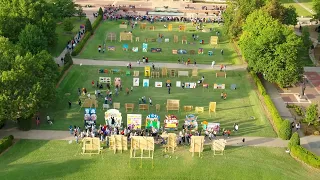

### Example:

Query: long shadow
xmin=0 ymin=140 xmax=48 ymax=164
xmin=0 ymin=159 xmax=92 ymax=180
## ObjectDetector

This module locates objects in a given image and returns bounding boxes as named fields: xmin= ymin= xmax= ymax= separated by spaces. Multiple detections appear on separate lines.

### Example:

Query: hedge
xmin=58 ymin=52 xmax=74 ymax=80
xmin=0 ymin=135 xmax=14 ymax=154
xmin=71 ymin=32 xmax=91 ymax=56
xmin=92 ymin=15 xmax=102 ymax=32
xmin=279 ymin=120 xmax=292 ymax=140
xmin=288 ymin=132 xmax=300 ymax=149
xmin=71 ymin=15 xmax=102 ymax=56
xmin=250 ymin=71 xmax=288 ymax=137
xmin=290 ymin=145 xmax=320 ymax=168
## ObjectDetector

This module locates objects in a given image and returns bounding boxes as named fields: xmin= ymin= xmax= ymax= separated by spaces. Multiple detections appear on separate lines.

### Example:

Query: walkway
xmin=0 ymin=128 xmax=288 ymax=148
xmin=294 ymin=0 xmax=314 ymax=15
xmin=73 ymin=58 xmax=248 ymax=70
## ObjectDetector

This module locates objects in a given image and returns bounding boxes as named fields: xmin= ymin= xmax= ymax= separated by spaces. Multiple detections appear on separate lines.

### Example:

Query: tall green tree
xmin=304 ymin=104 xmax=319 ymax=132
xmin=262 ymin=0 xmax=297 ymax=25
xmin=63 ymin=19 xmax=74 ymax=33
xmin=77 ymin=6 xmax=85 ymax=20
xmin=239 ymin=10 xmax=303 ymax=87
xmin=313 ymin=0 xmax=320 ymax=19
xmin=52 ymin=0 xmax=77 ymax=19
xmin=98 ymin=7 xmax=103 ymax=16
xmin=301 ymin=27 xmax=313 ymax=53
xmin=18 ymin=24 xmax=48 ymax=54
xmin=223 ymin=0 xmax=265 ymax=39
xmin=85 ymin=18 xmax=93 ymax=34
xmin=0 ymin=0 xmax=57 ymax=46
xmin=0 ymin=36 xmax=59 ymax=130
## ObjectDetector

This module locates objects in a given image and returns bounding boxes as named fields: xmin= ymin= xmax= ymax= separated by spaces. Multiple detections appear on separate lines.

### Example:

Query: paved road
xmin=73 ymin=58 xmax=247 ymax=70
xmin=0 ymin=128 xmax=288 ymax=148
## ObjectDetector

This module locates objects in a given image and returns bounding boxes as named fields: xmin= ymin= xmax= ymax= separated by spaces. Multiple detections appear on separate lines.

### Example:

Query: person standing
xmin=149 ymin=98 xmax=153 ymax=106
xmin=211 ymin=61 xmax=215 ymax=68
xmin=68 ymin=101 xmax=72 ymax=108
xmin=234 ymin=123 xmax=239 ymax=132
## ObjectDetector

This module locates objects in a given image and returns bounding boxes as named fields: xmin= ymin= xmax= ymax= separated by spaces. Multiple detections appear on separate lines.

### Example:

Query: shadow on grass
xmin=0 ymin=159 xmax=92 ymax=180
xmin=0 ymin=140 xmax=48 ymax=163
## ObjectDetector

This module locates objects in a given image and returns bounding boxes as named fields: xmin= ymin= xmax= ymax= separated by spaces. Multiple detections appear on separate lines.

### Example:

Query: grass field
xmin=78 ymin=21 xmax=241 ymax=65
xmin=37 ymin=65 xmax=275 ymax=137
xmin=281 ymin=0 xmax=314 ymax=17
xmin=296 ymin=0 xmax=314 ymax=10
xmin=0 ymin=140 xmax=318 ymax=180
xmin=49 ymin=17 xmax=86 ymax=57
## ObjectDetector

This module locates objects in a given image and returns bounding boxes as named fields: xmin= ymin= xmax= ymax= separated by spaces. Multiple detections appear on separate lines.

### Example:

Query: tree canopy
xmin=223 ymin=0 xmax=298 ymax=39
xmin=313 ymin=0 xmax=320 ymax=19
xmin=262 ymin=0 xmax=297 ymax=26
xmin=223 ymin=0 xmax=265 ymax=39
xmin=0 ymin=36 xmax=59 ymax=129
xmin=0 ymin=0 xmax=57 ymax=46
xmin=239 ymin=10 xmax=303 ymax=87
xmin=52 ymin=0 xmax=77 ymax=19
xmin=18 ymin=24 xmax=48 ymax=54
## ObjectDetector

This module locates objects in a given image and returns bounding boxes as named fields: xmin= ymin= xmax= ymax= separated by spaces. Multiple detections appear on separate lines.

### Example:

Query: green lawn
xmin=49 ymin=17 xmax=86 ymax=57
xmin=297 ymin=0 xmax=314 ymax=10
xmin=38 ymin=65 xmax=275 ymax=137
xmin=281 ymin=0 xmax=314 ymax=17
xmin=0 ymin=140 xmax=318 ymax=180
xmin=78 ymin=21 xmax=241 ymax=65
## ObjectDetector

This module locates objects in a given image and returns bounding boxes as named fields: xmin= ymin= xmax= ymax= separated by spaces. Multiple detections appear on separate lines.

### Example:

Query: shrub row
xmin=71 ymin=15 xmax=102 ymax=56
xmin=288 ymin=132 xmax=320 ymax=168
xmin=71 ymin=32 xmax=91 ymax=56
xmin=0 ymin=135 xmax=14 ymax=154
xmin=290 ymin=145 xmax=320 ymax=168
xmin=58 ymin=53 xmax=74 ymax=80
xmin=92 ymin=15 xmax=102 ymax=33
xmin=249 ymin=71 xmax=291 ymax=139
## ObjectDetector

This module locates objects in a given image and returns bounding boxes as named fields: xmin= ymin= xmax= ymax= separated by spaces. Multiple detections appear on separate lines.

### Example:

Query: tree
xmin=283 ymin=6 xmax=298 ymax=26
xmin=223 ymin=0 xmax=265 ymax=39
xmin=304 ymin=104 xmax=319 ymax=133
xmin=301 ymin=27 xmax=313 ymax=53
xmin=0 ymin=36 xmax=59 ymax=130
xmin=262 ymin=0 xmax=297 ymax=26
xmin=98 ymin=7 xmax=103 ymax=16
xmin=63 ymin=19 xmax=74 ymax=33
xmin=85 ymin=19 xmax=93 ymax=34
xmin=0 ymin=0 xmax=57 ymax=46
xmin=313 ymin=0 xmax=320 ymax=20
xmin=64 ymin=52 xmax=73 ymax=65
xmin=18 ymin=24 xmax=48 ymax=54
xmin=52 ymin=0 xmax=77 ymax=19
xmin=239 ymin=10 xmax=303 ymax=87
xmin=77 ymin=6 xmax=85 ymax=20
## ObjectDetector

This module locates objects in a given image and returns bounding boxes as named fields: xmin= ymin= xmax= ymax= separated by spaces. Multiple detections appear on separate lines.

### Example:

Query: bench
xmin=216 ymin=72 xmax=226 ymax=78
xmin=156 ymin=104 xmax=160 ymax=112
xmin=145 ymin=38 xmax=156 ymax=42
xmin=103 ymin=104 xmax=110 ymax=110
xmin=139 ymin=104 xmax=149 ymax=111
xmin=178 ymin=71 xmax=189 ymax=77
xmin=195 ymin=107 xmax=204 ymax=113
xmin=125 ymin=103 xmax=134 ymax=112
xmin=184 ymin=105 xmax=193 ymax=112
xmin=113 ymin=102 xmax=120 ymax=109
xmin=111 ymin=69 xmax=120 ymax=74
